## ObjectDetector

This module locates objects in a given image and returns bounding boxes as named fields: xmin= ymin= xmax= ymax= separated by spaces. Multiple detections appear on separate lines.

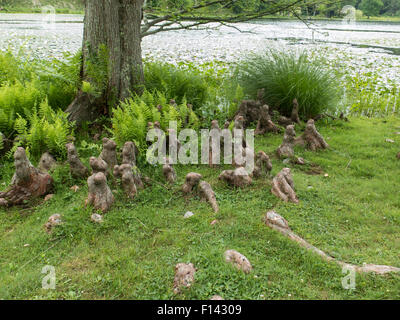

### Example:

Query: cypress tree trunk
xmin=66 ymin=0 xmax=144 ymax=124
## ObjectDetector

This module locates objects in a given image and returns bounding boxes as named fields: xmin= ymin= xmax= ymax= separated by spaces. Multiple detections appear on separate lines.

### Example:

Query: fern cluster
xmin=0 ymin=49 xmax=80 ymax=152
xmin=111 ymin=90 xmax=199 ymax=154
xmin=8 ymin=99 xmax=74 ymax=160
xmin=143 ymin=62 xmax=209 ymax=112
xmin=0 ymin=80 xmax=44 ymax=136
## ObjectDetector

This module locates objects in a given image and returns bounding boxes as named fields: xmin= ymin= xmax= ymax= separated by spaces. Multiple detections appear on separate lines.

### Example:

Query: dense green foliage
xmin=10 ymin=99 xmax=74 ymax=159
xmin=360 ymin=0 xmax=385 ymax=17
xmin=235 ymin=50 xmax=342 ymax=119
xmin=143 ymin=62 xmax=209 ymax=112
xmin=0 ymin=0 xmax=83 ymax=13
xmin=1 ymin=0 xmax=399 ymax=17
xmin=111 ymin=90 xmax=199 ymax=154
xmin=0 ymin=50 xmax=80 ymax=158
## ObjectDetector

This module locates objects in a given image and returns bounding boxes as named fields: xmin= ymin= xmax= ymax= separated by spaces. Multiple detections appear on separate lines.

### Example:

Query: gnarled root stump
xmin=182 ymin=172 xmax=202 ymax=194
xmin=295 ymin=119 xmax=329 ymax=151
xmin=278 ymin=116 xmax=293 ymax=127
xmin=291 ymin=99 xmax=301 ymax=124
xmin=208 ymin=120 xmax=222 ymax=168
xmin=66 ymin=143 xmax=89 ymax=178
xmin=233 ymin=146 xmax=254 ymax=169
xmin=264 ymin=211 xmax=400 ymax=275
xmin=173 ymin=263 xmax=196 ymax=294
xmin=44 ymin=214 xmax=62 ymax=234
xmin=255 ymin=105 xmax=281 ymax=135
xmin=162 ymin=158 xmax=177 ymax=184
xmin=85 ymin=172 xmax=114 ymax=213
xmin=167 ymin=128 xmax=181 ymax=154
xmin=132 ymin=166 xmax=144 ymax=190
xmin=121 ymin=142 xmax=144 ymax=189
xmin=277 ymin=125 xmax=296 ymax=159
xmin=99 ymin=138 xmax=117 ymax=176
xmin=90 ymin=157 xmax=108 ymax=175
xmin=0 ymin=147 xmax=53 ymax=207
xmin=199 ymin=181 xmax=219 ymax=213
xmin=219 ymin=167 xmax=252 ymax=188
xmin=224 ymin=250 xmax=252 ymax=273
xmin=271 ymin=168 xmax=299 ymax=204
xmin=122 ymin=141 xmax=137 ymax=167
xmin=233 ymin=115 xmax=247 ymax=148
xmin=113 ymin=164 xmax=137 ymax=199
xmin=253 ymin=151 xmax=272 ymax=178
xmin=277 ymin=99 xmax=301 ymax=126
xmin=236 ymin=89 xmax=264 ymax=127
xmin=38 ymin=152 xmax=56 ymax=173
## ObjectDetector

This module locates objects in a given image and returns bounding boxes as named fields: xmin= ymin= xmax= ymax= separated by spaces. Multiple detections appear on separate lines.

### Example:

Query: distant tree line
xmin=0 ymin=0 xmax=398 ymax=17
xmin=145 ymin=0 xmax=400 ymax=17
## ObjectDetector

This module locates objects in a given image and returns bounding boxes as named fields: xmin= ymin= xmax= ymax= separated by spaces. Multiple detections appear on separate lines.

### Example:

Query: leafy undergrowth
xmin=0 ymin=117 xmax=399 ymax=300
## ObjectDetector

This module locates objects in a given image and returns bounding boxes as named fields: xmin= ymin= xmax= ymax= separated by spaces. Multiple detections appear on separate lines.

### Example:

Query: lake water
xmin=0 ymin=13 xmax=399 ymax=87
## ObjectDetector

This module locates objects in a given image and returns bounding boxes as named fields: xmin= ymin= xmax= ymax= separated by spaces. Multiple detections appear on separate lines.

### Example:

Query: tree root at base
xmin=264 ymin=211 xmax=400 ymax=275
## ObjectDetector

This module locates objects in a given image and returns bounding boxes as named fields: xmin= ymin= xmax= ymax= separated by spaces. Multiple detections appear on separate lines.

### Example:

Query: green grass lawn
xmin=0 ymin=116 xmax=399 ymax=300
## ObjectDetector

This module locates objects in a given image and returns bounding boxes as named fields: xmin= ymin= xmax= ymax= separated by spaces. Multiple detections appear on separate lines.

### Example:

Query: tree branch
xmin=141 ymin=0 xmax=323 ymax=37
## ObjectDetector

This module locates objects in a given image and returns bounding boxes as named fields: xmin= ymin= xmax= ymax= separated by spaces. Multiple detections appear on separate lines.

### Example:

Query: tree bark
xmin=66 ymin=0 xmax=144 ymax=124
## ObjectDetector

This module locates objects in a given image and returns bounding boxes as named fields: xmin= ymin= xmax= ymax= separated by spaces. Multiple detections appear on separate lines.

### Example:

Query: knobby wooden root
xmin=219 ymin=167 xmax=252 ymax=188
xmin=208 ymin=120 xmax=222 ymax=168
xmin=224 ymin=250 xmax=253 ymax=273
xmin=295 ymin=119 xmax=329 ymax=151
xmin=253 ymin=151 xmax=272 ymax=178
xmin=44 ymin=214 xmax=62 ymax=234
xmin=113 ymin=164 xmax=137 ymax=199
xmin=291 ymin=99 xmax=301 ymax=124
xmin=162 ymin=158 xmax=177 ymax=184
xmin=66 ymin=142 xmax=89 ymax=178
xmin=38 ymin=152 xmax=56 ymax=173
xmin=255 ymin=105 xmax=281 ymax=135
xmin=233 ymin=146 xmax=254 ymax=169
xmin=122 ymin=141 xmax=137 ymax=167
xmin=90 ymin=156 xmax=108 ymax=175
xmin=99 ymin=138 xmax=118 ymax=176
xmin=121 ymin=142 xmax=144 ymax=189
xmin=85 ymin=172 xmax=114 ymax=213
xmin=182 ymin=172 xmax=202 ymax=194
xmin=264 ymin=211 xmax=400 ymax=275
xmin=173 ymin=263 xmax=196 ymax=294
xmin=0 ymin=147 xmax=53 ymax=207
xmin=236 ymin=89 xmax=264 ymax=127
xmin=271 ymin=168 xmax=299 ymax=204
xmin=233 ymin=115 xmax=246 ymax=148
xmin=277 ymin=98 xmax=301 ymax=126
xmin=198 ymin=181 xmax=219 ymax=213
xmin=277 ymin=125 xmax=296 ymax=159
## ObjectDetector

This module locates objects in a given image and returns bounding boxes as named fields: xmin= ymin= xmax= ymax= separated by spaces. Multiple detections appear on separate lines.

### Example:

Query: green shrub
xmin=111 ymin=90 xmax=199 ymax=154
xmin=36 ymin=51 xmax=81 ymax=109
xmin=0 ymin=80 xmax=44 ymax=135
xmin=8 ymin=99 xmax=74 ymax=159
xmin=143 ymin=62 xmax=209 ymax=112
xmin=0 ymin=50 xmax=28 ymax=85
xmin=235 ymin=49 xmax=342 ymax=119
xmin=0 ymin=50 xmax=81 ymax=142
